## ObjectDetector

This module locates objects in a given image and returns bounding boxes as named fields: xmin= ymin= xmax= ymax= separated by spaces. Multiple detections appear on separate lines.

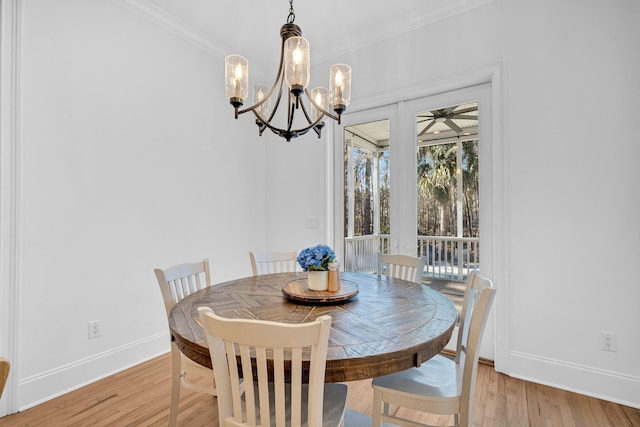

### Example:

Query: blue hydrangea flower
xmin=297 ymin=245 xmax=335 ymax=271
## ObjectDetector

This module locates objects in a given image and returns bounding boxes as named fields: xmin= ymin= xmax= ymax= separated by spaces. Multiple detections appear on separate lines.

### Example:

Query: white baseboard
xmin=15 ymin=337 xmax=640 ymax=412
xmin=17 ymin=332 xmax=169 ymax=411
xmin=509 ymin=351 xmax=640 ymax=409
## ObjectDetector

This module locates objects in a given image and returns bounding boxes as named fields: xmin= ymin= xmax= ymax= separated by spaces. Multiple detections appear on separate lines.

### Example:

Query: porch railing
xmin=344 ymin=234 xmax=479 ymax=281
xmin=417 ymin=236 xmax=479 ymax=281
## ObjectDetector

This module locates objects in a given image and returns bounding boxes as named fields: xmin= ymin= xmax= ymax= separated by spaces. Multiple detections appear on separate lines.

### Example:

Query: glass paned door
xmin=333 ymin=104 xmax=396 ymax=273
xmin=416 ymin=102 xmax=480 ymax=282
xmin=404 ymin=85 xmax=494 ymax=360
xmin=342 ymin=119 xmax=390 ymax=273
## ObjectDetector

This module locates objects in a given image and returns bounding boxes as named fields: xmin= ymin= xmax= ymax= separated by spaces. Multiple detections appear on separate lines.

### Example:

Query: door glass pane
xmin=416 ymin=102 xmax=479 ymax=287
xmin=343 ymin=119 xmax=390 ymax=272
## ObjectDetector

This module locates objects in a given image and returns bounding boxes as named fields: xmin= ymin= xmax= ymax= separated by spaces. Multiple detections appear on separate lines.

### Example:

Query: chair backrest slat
xmin=224 ymin=340 xmax=244 ymax=424
xmin=290 ymin=347 xmax=303 ymax=426
xmin=273 ymin=348 xmax=286 ymax=427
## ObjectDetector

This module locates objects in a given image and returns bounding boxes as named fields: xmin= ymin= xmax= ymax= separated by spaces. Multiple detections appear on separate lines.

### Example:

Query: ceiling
xmin=137 ymin=0 xmax=495 ymax=74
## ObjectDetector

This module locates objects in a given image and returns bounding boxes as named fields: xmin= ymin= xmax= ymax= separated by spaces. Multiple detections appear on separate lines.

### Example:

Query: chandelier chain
xmin=287 ymin=0 xmax=295 ymax=23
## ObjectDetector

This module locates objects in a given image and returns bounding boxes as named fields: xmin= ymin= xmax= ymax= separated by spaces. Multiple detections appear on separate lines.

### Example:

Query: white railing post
xmin=456 ymin=239 xmax=463 ymax=281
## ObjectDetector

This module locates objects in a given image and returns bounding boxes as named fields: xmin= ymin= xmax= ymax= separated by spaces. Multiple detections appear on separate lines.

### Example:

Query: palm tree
xmin=417 ymin=143 xmax=458 ymax=235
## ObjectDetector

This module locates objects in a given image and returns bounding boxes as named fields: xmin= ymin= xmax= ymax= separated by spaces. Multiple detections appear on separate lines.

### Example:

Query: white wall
xmin=264 ymin=132 xmax=330 ymax=252
xmin=3 ymin=0 xmax=639 ymax=415
xmin=4 ymin=0 xmax=268 ymax=410
xmin=295 ymin=0 xmax=639 ymax=408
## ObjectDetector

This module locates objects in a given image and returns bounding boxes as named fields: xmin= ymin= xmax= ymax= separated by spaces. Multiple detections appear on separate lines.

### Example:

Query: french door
xmin=333 ymin=83 xmax=494 ymax=358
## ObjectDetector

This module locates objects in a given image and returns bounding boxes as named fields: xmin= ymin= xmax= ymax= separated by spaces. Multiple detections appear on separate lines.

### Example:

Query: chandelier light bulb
xmin=335 ymin=69 xmax=343 ymax=87
xmin=284 ymin=36 xmax=310 ymax=96
xmin=254 ymin=84 xmax=271 ymax=119
xmin=311 ymin=87 xmax=330 ymax=121
xmin=225 ymin=55 xmax=248 ymax=110
xmin=330 ymin=64 xmax=351 ymax=117
xmin=234 ymin=64 xmax=243 ymax=82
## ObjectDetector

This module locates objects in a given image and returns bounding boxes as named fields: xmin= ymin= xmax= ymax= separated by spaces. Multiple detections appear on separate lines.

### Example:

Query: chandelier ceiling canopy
xmin=224 ymin=0 xmax=352 ymax=142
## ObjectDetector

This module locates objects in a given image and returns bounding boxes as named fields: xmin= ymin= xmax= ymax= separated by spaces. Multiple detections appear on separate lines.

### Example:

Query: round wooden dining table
xmin=168 ymin=271 xmax=458 ymax=383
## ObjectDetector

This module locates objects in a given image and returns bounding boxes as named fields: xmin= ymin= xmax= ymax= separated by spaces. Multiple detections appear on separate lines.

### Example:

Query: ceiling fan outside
xmin=417 ymin=104 xmax=478 ymax=136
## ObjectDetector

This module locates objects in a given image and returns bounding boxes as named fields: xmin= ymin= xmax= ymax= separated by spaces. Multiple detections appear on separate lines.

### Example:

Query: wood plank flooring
xmin=0 ymin=353 xmax=638 ymax=426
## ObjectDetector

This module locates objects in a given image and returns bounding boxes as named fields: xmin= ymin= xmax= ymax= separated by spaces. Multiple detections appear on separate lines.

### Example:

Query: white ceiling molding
xmin=112 ymin=0 xmax=496 ymax=67
xmin=311 ymin=0 xmax=497 ymax=65
xmin=111 ymin=0 xmax=229 ymax=58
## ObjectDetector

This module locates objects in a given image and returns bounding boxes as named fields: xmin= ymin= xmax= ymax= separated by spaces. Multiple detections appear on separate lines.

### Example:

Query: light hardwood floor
xmin=0 ymin=353 xmax=638 ymax=426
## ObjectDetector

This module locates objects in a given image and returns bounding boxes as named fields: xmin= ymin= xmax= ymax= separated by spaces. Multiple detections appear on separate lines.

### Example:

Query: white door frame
xmin=1 ymin=0 xmax=21 ymax=415
xmin=332 ymin=63 xmax=509 ymax=371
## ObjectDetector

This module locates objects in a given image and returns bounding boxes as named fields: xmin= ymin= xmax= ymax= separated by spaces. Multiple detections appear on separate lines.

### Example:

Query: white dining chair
xmin=377 ymin=253 xmax=427 ymax=284
xmin=154 ymin=259 xmax=216 ymax=427
xmin=198 ymin=307 xmax=348 ymax=427
xmin=249 ymin=250 xmax=298 ymax=276
xmin=371 ymin=271 xmax=496 ymax=427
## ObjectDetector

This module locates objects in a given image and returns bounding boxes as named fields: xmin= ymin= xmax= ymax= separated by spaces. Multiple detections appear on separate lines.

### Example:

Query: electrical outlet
xmin=88 ymin=320 xmax=101 ymax=339
xmin=600 ymin=331 xmax=617 ymax=352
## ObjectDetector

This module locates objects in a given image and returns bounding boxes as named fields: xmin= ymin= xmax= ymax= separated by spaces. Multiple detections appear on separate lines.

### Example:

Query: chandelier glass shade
xmin=224 ymin=1 xmax=352 ymax=141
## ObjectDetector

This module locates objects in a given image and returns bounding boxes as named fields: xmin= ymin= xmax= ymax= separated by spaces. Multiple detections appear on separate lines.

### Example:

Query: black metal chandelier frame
xmin=227 ymin=1 xmax=348 ymax=142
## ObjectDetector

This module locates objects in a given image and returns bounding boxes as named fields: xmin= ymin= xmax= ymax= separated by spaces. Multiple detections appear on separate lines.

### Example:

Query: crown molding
xmin=312 ymin=0 xmax=497 ymax=65
xmin=111 ymin=0 xmax=228 ymax=59
xmin=113 ymin=0 xmax=496 ymax=67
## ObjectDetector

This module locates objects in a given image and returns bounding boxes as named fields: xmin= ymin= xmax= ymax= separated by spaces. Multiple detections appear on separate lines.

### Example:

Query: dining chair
xmin=371 ymin=271 xmax=496 ymax=427
xmin=198 ymin=306 xmax=348 ymax=427
xmin=0 ymin=358 xmax=10 ymax=399
xmin=154 ymin=259 xmax=216 ymax=427
xmin=249 ymin=250 xmax=298 ymax=276
xmin=377 ymin=253 xmax=427 ymax=284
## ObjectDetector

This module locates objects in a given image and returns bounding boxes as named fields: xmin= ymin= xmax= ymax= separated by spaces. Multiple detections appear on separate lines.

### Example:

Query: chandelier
xmin=224 ymin=0 xmax=352 ymax=142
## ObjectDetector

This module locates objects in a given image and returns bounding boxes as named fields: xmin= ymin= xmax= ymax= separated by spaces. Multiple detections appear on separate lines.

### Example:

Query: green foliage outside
xmin=345 ymin=140 xmax=479 ymax=238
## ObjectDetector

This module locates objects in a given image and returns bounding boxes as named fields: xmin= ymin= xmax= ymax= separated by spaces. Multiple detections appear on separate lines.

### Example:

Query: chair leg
xmin=169 ymin=344 xmax=181 ymax=427
xmin=372 ymin=389 xmax=383 ymax=426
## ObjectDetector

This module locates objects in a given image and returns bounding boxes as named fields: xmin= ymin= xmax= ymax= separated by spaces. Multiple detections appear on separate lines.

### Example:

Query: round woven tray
xmin=281 ymin=278 xmax=359 ymax=304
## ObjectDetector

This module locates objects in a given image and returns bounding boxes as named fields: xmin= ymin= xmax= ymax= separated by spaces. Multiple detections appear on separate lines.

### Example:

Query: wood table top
xmin=168 ymin=272 xmax=458 ymax=382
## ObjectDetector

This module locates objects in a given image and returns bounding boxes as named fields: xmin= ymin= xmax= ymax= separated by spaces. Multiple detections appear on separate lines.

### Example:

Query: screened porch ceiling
xmin=345 ymin=102 xmax=479 ymax=153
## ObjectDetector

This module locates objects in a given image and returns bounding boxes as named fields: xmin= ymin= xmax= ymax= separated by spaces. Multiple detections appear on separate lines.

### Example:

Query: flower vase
xmin=307 ymin=270 xmax=329 ymax=291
